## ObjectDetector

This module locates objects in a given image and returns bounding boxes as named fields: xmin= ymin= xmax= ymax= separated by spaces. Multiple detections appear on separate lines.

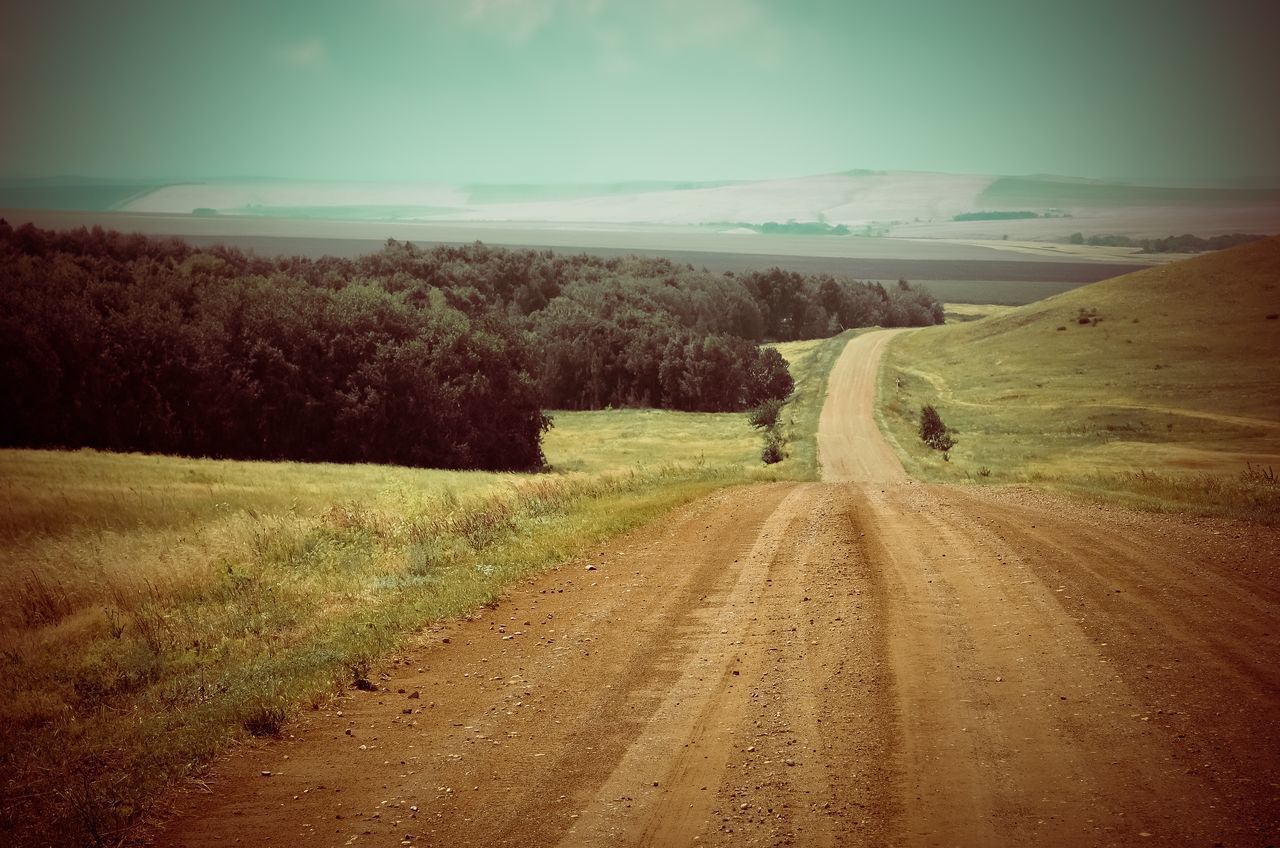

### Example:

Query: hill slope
xmin=879 ymin=236 xmax=1280 ymax=518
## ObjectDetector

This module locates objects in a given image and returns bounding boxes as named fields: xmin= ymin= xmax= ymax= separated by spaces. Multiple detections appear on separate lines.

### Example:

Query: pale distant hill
xmin=7 ymin=171 xmax=1280 ymax=242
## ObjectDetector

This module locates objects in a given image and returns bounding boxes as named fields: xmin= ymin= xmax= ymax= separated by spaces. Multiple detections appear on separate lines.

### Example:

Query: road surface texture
xmin=155 ymin=331 xmax=1279 ymax=847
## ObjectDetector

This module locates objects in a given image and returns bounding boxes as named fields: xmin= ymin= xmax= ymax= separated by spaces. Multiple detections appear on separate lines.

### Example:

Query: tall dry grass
xmin=1 ymin=456 xmax=752 ymax=846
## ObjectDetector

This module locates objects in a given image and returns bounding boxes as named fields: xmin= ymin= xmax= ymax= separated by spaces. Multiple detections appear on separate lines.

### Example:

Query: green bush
xmin=748 ymin=397 xmax=785 ymax=430
xmin=919 ymin=404 xmax=956 ymax=454
xmin=761 ymin=431 xmax=784 ymax=464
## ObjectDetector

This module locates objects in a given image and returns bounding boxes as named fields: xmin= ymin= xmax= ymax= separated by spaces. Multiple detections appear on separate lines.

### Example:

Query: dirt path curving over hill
xmin=152 ymin=333 xmax=1280 ymax=847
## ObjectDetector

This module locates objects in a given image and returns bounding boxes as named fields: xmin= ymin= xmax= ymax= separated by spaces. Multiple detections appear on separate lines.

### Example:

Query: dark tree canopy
xmin=0 ymin=223 xmax=548 ymax=470
xmin=1 ymin=221 xmax=944 ymax=466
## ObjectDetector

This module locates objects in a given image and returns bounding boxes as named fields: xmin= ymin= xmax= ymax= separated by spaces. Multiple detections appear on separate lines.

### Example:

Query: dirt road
xmin=156 ymin=331 xmax=1280 ymax=847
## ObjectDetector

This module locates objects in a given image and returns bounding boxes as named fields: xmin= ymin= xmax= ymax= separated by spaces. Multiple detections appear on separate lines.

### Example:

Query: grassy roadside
xmin=0 ymin=335 xmax=849 ymax=846
xmin=876 ymin=238 xmax=1280 ymax=523
xmin=1 ymin=457 xmax=740 ymax=846
xmin=771 ymin=330 xmax=863 ymax=480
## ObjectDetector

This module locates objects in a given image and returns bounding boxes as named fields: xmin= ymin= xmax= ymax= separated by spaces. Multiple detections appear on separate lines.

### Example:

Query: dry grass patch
xmin=0 ymin=456 xmax=742 ymax=845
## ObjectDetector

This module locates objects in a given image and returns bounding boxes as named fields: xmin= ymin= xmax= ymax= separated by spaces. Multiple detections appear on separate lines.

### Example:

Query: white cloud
xmin=278 ymin=38 xmax=327 ymax=69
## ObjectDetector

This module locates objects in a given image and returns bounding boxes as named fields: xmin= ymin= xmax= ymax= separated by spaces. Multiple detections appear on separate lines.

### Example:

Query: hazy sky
xmin=3 ymin=0 xmax=1278 ymax=184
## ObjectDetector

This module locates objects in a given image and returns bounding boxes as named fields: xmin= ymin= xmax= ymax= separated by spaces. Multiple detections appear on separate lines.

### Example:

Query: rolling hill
xmin=6 ymin=171 xmax=1274 ymax=241
xmin=878 ymin=235 xmax=1280 ymax=517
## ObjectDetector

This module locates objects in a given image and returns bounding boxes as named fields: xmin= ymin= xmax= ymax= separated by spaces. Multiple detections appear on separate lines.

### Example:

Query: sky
xmin=2 ymin=0 xmax=1278 ymax=185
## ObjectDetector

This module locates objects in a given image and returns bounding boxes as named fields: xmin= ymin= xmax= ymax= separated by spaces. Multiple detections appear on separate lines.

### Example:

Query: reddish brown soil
xmin=151 ymin=332 xmax=1280 ymax=847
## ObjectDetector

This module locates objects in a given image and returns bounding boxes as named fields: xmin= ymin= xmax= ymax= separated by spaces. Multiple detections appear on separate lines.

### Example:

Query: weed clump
xmin=349 ymin=658 xmax=377 ymax=691
xmin=242 ymin=702 xmax=287 ymax=737
xmin=1241 ymin=463 xmax=1278 ymax=486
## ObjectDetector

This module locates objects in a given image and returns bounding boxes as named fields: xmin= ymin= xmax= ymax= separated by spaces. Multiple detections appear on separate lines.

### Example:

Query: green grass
xmin=771 ymin=331 xmax=863 ymax=480
xmin=942 ymin=303 xmax=1014 ymax=323
xmin=0 ymin=333 xmax=849 ymax=846
xmin=543 ymin=408 xmax=759 ymax=475
xmin=878 ymin=236 xmax=1280 ymax=522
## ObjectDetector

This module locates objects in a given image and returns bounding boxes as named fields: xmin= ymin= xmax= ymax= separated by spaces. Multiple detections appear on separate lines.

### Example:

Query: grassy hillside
xmin=879 ymin=236 xmax=1280 ymax=520
xmin=0 ymin=332 xmax=845 ymax=845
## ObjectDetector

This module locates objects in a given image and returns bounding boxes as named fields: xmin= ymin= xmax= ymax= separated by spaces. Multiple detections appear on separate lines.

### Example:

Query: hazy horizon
xmin=3 ymin=1 xmax=1279 ymax=186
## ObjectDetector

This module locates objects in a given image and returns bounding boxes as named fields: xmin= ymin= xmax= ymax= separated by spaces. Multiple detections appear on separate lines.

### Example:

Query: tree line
xmin=0 ymin=221 xmax=943 ymax=469
xmin=1067 ymin=232 xmax=1265 ymax=253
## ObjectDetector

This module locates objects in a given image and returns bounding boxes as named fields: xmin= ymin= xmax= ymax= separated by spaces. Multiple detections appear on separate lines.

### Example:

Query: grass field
xmin=942 ymin=303 xmax=1014 ymax=323
xmin=878 ymin=236 xmax=1280 ymax=522
xmin=543 ymin=409 xmax=759 ymax=475
xmin=0 ymin=333 xmax=844 ymax=846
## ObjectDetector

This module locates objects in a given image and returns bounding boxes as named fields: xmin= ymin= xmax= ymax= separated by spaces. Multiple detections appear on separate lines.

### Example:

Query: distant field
xmin=1 ymin=209 xmax=1149 ymax=305
xmin=0 ymin=183 xmax=158 ymax=211
xmin=979 ymin=175 xmax=1280 ymax=209
xmin=877 ymin=236 xmax=1280 ymax=521
xmin=903 ymin=279 xmax=1082 ymax=305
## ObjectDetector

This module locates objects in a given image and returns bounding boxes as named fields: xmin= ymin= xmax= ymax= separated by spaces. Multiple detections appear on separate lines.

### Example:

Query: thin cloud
xmin=392 ymin=0 xmax=778 ymax=62
xmin=653 ymin=0 xmax=765 ymax=50
xmin=462 ymin=0 xmax=561 ymax=42
xmin=278 ymin=38 xmax=327 ymax=69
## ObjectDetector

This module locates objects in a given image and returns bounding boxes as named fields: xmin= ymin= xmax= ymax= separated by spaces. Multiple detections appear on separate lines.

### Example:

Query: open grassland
xmin=543 ymin=409 xmax=759 ymax=475
xmin=942 ymin=303 xmax=1014 ymax=323
xmin=878 ymin=236 xmax=1280 ymax=523
xmin=0 ymin=337 xmax=841 ymax=846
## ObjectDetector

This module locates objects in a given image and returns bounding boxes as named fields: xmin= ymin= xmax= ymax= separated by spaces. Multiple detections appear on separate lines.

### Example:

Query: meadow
xmin=877 ymin=236 xmax=1280 ymax=522
xmin=0 ymin=332 xmax=846 ymax=846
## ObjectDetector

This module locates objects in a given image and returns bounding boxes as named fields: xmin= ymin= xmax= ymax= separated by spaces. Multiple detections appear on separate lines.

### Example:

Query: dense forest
xmin=0 ymin=221 xmax=943 ymax=469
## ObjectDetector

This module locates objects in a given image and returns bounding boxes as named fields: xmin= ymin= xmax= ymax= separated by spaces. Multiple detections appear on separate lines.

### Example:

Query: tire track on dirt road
xmin=826 ymin=331 xmax=1279 ymax=846
xmin=152 ymin=331 xmax=1279 ymax=848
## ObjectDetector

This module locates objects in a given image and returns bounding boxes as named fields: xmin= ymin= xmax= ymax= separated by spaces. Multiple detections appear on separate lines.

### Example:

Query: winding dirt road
xmin=156 ymin=331 xmax=1280 ymax=847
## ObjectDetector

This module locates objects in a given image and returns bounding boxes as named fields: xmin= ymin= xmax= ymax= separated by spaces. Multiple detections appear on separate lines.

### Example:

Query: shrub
xmin=919 ymin=404 xmax=956 ymax=454
xmin=748 ymin=397 xmax=784 ymax=430
xmin=761 ymin=431 xmax=784 ymax=464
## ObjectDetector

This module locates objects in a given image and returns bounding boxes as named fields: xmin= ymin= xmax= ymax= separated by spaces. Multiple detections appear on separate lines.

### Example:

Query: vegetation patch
xmin=0 ymin=319 xmax=850 ymax=845
xmin=769 ymin=332 xmax=860 ymax=480
xmin=1066 ymin=231 xmax=1266 ymax=253
xmin=0 ymin=454 xmax=751 ymax=845
xmin=0 ymin=222 xmax=943 ymax=470
xmin=918 ymin=404 xmax=956 ymax=458
xmin=877 ymin=236 xmax=1280 ymax=523
xmin=952 ymin=210 xmax=1042 ymax=221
